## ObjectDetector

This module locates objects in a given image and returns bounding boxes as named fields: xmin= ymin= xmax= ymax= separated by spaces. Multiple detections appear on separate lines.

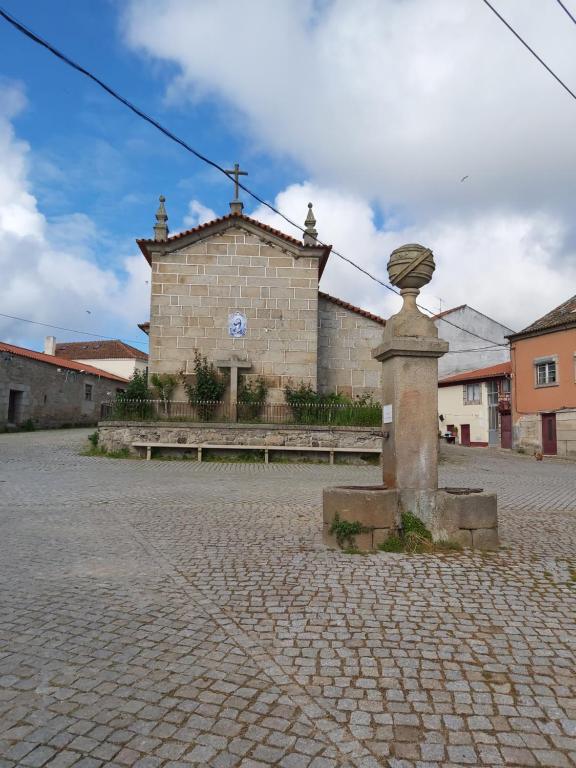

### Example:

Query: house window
xmin=535 ymin=358 xmax=557 ymax=387
xmin=464 ymin=382 xmax=481 ymax=405
xmin=85 ymin=384 xmax=93 ymax=401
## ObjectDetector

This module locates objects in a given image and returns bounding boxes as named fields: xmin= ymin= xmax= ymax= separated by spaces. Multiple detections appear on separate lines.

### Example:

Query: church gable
xmin=142 ymin=205 xmax=331 ymax=403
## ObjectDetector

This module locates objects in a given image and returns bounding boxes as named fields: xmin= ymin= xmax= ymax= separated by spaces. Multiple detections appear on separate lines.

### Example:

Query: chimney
xmin=44 ymin=336 xmax=56 ymax=356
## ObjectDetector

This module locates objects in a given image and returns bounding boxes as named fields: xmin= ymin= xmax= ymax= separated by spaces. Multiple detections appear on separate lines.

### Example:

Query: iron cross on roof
xmin=224 ymin=163 xmax=247 ymax=201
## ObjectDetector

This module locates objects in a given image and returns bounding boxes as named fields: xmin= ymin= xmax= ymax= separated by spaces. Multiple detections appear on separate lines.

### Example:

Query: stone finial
xmin=153 ymin=195 xmax=169 ymax=241
xmin=303 ymin=202 xmax=318 ymax=245
xmin=387 ymin=243 xmax=435 ymax=312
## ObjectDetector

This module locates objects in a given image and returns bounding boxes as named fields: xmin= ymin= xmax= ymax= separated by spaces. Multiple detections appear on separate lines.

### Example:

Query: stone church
xmin=137 ymin=192 xmax=385 ymax=404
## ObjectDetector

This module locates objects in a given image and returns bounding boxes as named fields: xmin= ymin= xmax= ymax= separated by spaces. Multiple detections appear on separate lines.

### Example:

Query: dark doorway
xmin=8 ymin=390 xmax=23 ymax=424
xmin=500 ymin=413 xmax=512 ymax=449
xmin=542 ymin=413 xmax=557 ymax=455
xmin=461 ymin=424 xmax=471 ymax=446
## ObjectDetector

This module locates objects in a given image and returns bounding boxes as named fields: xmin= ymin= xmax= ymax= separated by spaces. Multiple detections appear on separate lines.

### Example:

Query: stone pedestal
xmin=322 ymin=243 xmax=499 ymax=551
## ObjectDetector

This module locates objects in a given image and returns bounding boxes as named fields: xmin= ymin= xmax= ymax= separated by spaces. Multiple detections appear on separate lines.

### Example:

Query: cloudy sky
xmin=1 ymin=0 xmax=575 ymax=352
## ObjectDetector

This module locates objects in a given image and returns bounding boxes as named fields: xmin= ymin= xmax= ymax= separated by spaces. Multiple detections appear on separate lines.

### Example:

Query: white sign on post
xmin=382 ymin=404 xmax=393 ymax=424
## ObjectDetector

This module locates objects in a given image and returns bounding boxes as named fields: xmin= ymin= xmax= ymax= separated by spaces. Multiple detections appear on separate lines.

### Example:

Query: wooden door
xmin=461 ymin=424 xmax=471 ymax=446
xmin=542 ymin=413 xmax=557 ymax=455
xmin=500 ymin=413 xmax=512 ymax=449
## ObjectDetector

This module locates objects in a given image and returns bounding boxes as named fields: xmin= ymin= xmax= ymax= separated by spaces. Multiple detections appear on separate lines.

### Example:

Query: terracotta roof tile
xmin=55 ymin=340 xmax=148 ymax=361
xmin=439 ymin=361 xmax=511 ymax=386
xmin=319 ymin=292 xmax=386 ymax=326
xmin=509 ymin=294 xmax=576 ymax=340
xmin=0 ymin=342 xmax=129 ymax=383
xmin=433 ymin=304 xmax=466 ymax=320
xmin=137 ymin=211 xmax=332 ymax=276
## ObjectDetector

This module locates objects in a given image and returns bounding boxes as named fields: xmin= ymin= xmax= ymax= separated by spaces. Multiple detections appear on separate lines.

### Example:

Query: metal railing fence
xmin=100 ymin=399 xmax=382 ymax=427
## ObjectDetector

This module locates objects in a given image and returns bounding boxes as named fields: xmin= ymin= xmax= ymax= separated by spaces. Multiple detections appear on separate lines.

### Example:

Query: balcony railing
xmin=99 ymin=400 xmax=382 ymax=427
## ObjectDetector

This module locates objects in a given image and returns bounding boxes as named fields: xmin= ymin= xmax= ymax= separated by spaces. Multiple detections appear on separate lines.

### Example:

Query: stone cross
xmin=216 ymin=355 xmax=252 ymax=421
xmin=225 ymin=163 xmax=248 ymax=201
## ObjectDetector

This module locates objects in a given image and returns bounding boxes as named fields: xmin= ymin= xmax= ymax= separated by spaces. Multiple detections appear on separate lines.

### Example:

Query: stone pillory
xmin=322 ymin=242 xmax=499 ymax=551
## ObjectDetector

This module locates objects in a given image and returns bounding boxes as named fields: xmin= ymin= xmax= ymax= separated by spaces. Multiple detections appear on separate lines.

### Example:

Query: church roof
xmin=508 ymin=294 xmax=576 ymax=341
xmin=55 ymin=340 xmax=148 ymax=361
xmin=0 ymin=342 xmax=129 ymax=383
xmin=319 ymin=292 xmax=386 ymax=326
xmin=137 ymin=211 xmax=332 ymax=276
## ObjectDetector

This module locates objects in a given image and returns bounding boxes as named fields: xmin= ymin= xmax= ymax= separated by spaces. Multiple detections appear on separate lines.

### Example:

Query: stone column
xmin=373 ymin=245 xmax=448 ymax=528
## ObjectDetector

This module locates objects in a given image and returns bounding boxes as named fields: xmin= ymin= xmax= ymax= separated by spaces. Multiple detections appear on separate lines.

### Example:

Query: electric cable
xmin=0 ymin=311 xmax=147 ymax=347
xmin=480 ymin=0 xmax=576 ymax=101
xmin=0 ymin=5 xmax=510 ymax=348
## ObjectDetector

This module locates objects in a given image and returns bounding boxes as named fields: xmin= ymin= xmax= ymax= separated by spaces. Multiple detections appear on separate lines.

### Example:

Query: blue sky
xmin=1 ymin=0 xmax=300 ymax=251
xmin=1 ymin=0 xmax=575 ymax=355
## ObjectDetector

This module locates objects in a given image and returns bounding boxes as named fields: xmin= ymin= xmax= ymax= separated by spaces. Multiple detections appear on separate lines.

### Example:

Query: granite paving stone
xmin=0 ymin=430 xmax=575 ymax=767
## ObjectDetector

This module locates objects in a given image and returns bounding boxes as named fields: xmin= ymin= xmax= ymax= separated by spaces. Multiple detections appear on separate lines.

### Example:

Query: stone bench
xmin=132 ymin=441 xmax=381 ymax=464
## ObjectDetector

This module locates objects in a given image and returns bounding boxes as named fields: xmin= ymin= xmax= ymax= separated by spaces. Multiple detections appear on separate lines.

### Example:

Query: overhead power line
xmin=480 ymin=0 xmax=576 ymax=101
xmin=555 ymin=0 xmax=576 ymax=27
xmin=0 ymin=6 xmax=508 ymax=349
xmin=0 ymin=312 xmax=147 ymax=347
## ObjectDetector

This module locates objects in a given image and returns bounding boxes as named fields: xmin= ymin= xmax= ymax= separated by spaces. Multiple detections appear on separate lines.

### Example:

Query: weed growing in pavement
xmin=378 ymin=511 xmax=462 ymax=555
xmin=329 ymin=513 xmax=373 ymax=550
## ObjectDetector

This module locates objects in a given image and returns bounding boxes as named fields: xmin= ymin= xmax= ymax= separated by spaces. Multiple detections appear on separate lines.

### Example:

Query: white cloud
xmin=251 ymin=183 xmax=575 ymax=331
xmin=122 ymin=0 xmax=576 ymax=331
xmin=0 ymin=83 xmax=149 ymax=351
xmin=183 ymin=199 xmax=217 ymax=229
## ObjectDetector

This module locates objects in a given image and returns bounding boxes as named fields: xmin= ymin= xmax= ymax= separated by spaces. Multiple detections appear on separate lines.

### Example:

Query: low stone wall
xmin=98 ymin=421 xmax=382 ymax=462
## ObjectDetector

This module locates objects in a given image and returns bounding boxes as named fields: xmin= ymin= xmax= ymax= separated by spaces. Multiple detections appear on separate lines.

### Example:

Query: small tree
xmin=182 ymin=352 xmax=228 ymax=420
xmin=238 ymin=376 xmax=268 ymax=421
xmin=150 ymin=373 xmax=178 ymax=416
xmin=114 ymin=369 xmax=151 ymax=419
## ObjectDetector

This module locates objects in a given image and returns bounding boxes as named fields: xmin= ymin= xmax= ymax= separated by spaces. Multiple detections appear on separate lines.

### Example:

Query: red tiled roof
xmin=137 ymin=211 xmax=332 ymax=276
xmin=439 ymin=361 xmax=511 ymax=386
xmin=508 ymin=294 xmax=576 ymax=340
xmin=433 ymin=305 xmax=466 ymax=320
xmin=138 ymin=322 xmax=150 ymax=336
xmin=55 ymin=340 xmax=148 ymax=361
xmin=0 ymin=342 xmax=129 ymax=383
xmin=319 ymin=292 xmax=386 ymax=326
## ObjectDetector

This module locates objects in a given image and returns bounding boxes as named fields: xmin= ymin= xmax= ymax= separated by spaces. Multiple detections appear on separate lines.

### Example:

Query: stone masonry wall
xmin=515 ymin=410 xmax=576 ymax=457
xmin=99 ymin=421 xmax=382 ymax=457
xmin=149 ymin=226 xmax=319 ymax=403
xmin=317 ymin=296 xmax=383 ymax=399
xmin=0 ymin=356 xmax=124 ymax=429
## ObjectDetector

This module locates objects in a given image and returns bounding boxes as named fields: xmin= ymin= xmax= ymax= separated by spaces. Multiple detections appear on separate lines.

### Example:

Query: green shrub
xmin=150 ymin=373 xmax=178 ymax=416
xmin=88 ymin=430 xmax=99 ymax=448
xmin=284 ymin=382 xmax=380 ymax=426
xmin=238 ymin=376 xmax=268 ymax=421
xmin=21 ymin=418 xmax=36 ymax=431
xmin=182 ymin=352 xmax=228 ymax=420
xmin=113 ymin=370 xmax=152 ymax=419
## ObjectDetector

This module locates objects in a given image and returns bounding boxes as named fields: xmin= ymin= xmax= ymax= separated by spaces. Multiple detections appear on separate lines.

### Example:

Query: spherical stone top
xmin=387 ymin=243 xmax=435 ymax=290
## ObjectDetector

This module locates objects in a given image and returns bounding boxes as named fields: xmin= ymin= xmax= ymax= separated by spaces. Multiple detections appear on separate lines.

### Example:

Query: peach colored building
xmin=508 ymin=295 xmax=576 ymax=456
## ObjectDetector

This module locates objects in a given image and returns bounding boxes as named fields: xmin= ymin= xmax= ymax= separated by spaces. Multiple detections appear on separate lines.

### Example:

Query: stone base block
xmin=322 ymin=486 xmax=399 ymax=551
xmin=323 ymin=485 xmax=398 ymax=528
xmin=471 ymin=527 xmax=499 ymax=550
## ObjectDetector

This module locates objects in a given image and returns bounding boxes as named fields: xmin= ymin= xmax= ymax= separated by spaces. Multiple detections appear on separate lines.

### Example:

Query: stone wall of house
xmin=99 ymin=421 xmax=382 ymax=460
xmin=0 ymin=356 xmax=124 ymax=429
xmin=317 ymin=296 xmax=383 ymax=400
xmin=149 ymin=227 xmax=320 ymax=403
xmin=514 ymin=410 xmax=576 ymax=457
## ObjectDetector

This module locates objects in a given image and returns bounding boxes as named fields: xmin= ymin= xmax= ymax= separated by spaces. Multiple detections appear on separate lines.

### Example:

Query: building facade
xmin=54 ymin=338 xmax=148 ymax=379
xmin=435 ymin=305 xmax=513 ymax=378
xmin=137 ymin=197 xmax=514 ymax=409
xmin=438 ymin=362 xmax=512 ymax=447
xmin=509 ymin=295 xmax=576 ymax=456
xmin=0 ymin=342 xmax=127 ymax=430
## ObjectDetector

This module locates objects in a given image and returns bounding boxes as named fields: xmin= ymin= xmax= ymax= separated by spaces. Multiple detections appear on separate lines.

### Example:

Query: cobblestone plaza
xmin=1 ymin=430 xmax=575 ymax=767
